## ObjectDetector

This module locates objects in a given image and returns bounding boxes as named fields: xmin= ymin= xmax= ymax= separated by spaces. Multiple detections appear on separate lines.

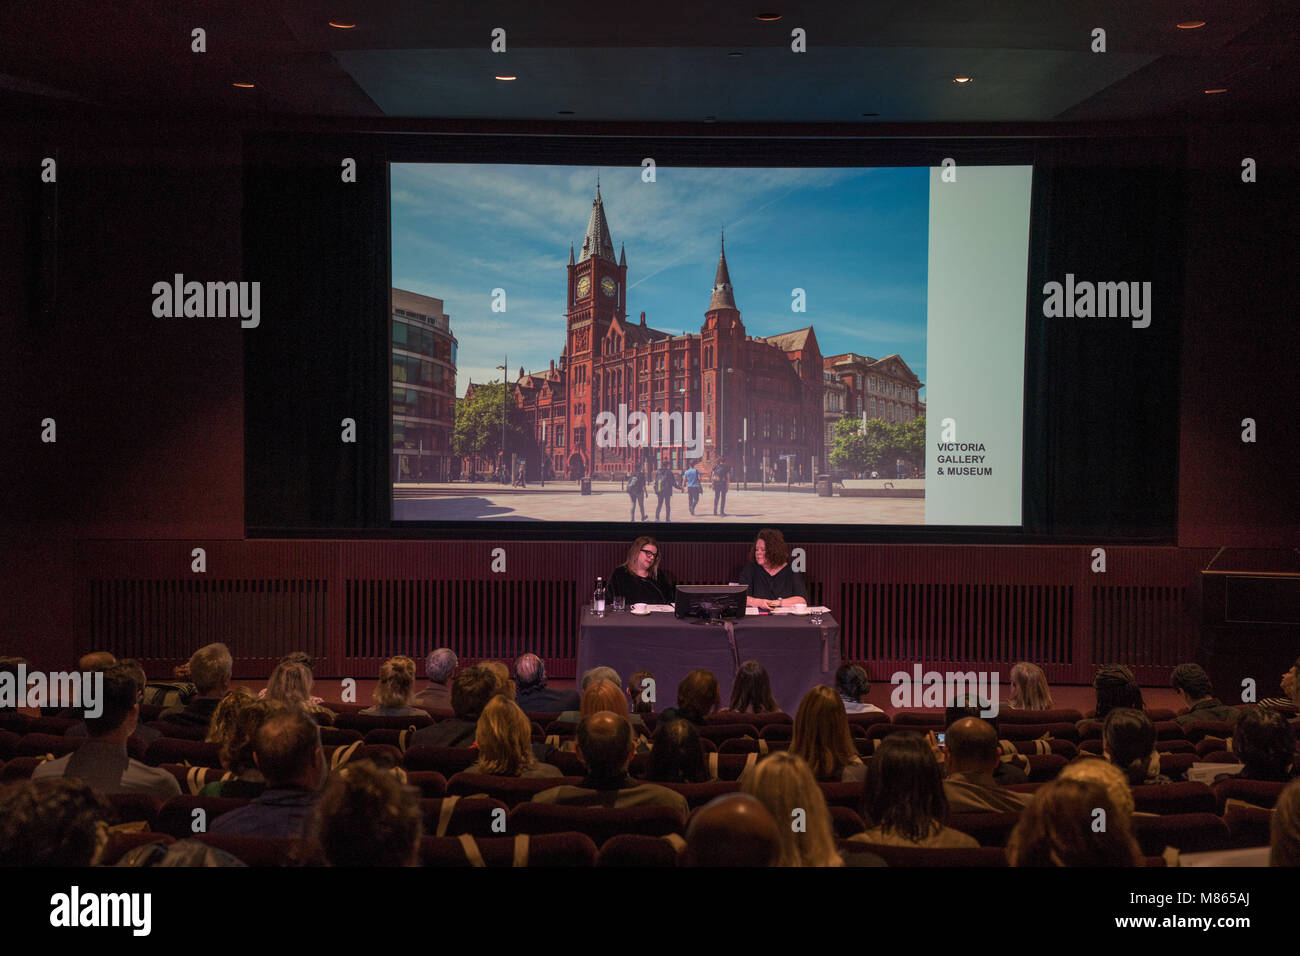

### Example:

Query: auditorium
xmin=2 ymin=0 xmax=1299 ymax=913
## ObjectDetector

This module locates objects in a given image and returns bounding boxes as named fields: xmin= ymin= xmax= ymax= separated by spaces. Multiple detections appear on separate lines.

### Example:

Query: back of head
xmin=576 ymin=712 xmax=633 ymax=777
xmin=222 ymin=699 xmax=273 ymax=775
xmin=307 ymin=761 xmax=422 ymax=867
xmin=1271 ymin=778 xmax=1300 ymax=866
xmin=1236 ymin=707 xmax=1296 ymax=778
xmin=1059 ymin=757 xmax=1134 ymax=823
xmin=791 ymin=685 xmax=856 ymax=780
xmin=581 ymin=679 xmax=628 ymax=719
xmin=862 ymin=732 xmax=946 ymax=841
xmin=741 ymin=752 xmax=841 ymax=867
xmin=1170 ymin=662 xmax=1214 ymax=701
xmin=835 ymin=664 xmax=870 ymax=701
xmin=944 ymin=703 xmax=1000 ymax=737
xmin=645 ymin=717 xmax=707 ymax=783
xmin=628 ymin=670 xmax=656 ymax=715
xmin=1103 ymin=707 xmax=1156 ymax=784
xmin=729 ymin=660 xmax=777 ymax=713
xmin=474 ymin=696 xmax=534 ymax=775
xmin=1093 ymin=664 xmax=1143 ymax=720
xmin=78 ymin=651 xmax=117 ymax=672
xmin=189 ymin=643 xmax=233 ymax=695
xmin=1008 ymin=777 xmax=1140 ymax=866
xmin=206 ymin=688 xmax=256 ymax=745
xmin=944 ymin=716 xmax=999 ymax=772
xmin=686 ymin=793 xmax=781 ymax=867
xmin=514 ymin=653 xmax=545 ymax=690
xmin=450 ymin=665 xmax=497 ymax=720
xmin=254 ymin=707 xmax=322 ymax=788
xmin=582 ymin=665 xmax=621 ymax=691
xmin=0 ymin=778 xmax=109 ymax=866
xmin=676 ymin=669 xmax=720 ymax=723
xmin=266 ymin=661 xmax=314 ymax=707
xmin=375 ymin=657 xmax=416 ymax=708
xmin=480 ymin=661 xmax=513 ymax=700
xmin=86 ymin=662 xmax=141 ymax=737
xmin=1010 ymin=661 xmax=1054 ymax=710
xmin=425 ymin=647 xmax=457 ymax=684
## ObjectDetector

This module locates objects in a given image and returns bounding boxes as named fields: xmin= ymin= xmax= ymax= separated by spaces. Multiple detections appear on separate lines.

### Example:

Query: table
xmin=576 ymin=608 xmax=841 ymax=716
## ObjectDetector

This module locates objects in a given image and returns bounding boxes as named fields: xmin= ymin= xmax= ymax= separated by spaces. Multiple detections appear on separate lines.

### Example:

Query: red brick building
xmin=505 ymin=186 xmax=826 ymax=482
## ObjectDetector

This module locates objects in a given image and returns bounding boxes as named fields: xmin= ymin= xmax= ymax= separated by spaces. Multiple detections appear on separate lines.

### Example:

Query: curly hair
xmin=305 ymin=761 xmax=422 ymax=867
xmin=749 ymin=528 xmax=791 ymax=568
xmin=0 ymin=778 xmax=110 ymax=866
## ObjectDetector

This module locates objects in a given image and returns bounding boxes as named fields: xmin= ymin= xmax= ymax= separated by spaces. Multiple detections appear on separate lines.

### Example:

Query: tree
xmin=453 ymin=381 xmax=530 ymax=473
xmin=829 ymin=414 xmax=926 ymax=475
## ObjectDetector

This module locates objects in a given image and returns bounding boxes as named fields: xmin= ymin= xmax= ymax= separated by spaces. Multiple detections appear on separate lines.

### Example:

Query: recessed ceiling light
xmin=953 ymin=76 xmax=973 ymax=83
xmin=558 ymin=110 xmax=574 ymax=115
xmin=755 ymin=13 xmax=782 ymax=21
xmin=703 ymin=115 xmax=718 ymax=123
xmin=861 ymin=112 xmax=880 ymax=117
xmin=1177 ymin=20 xmax=1206 ymax=29
xmin=495 ymin=75 xmax=517 ymax=81
xmin=1204 ymin=87 xmax=1227 ymax=94
xmin=233 ymin=82 xmax=255 ymax=88
xmin=728 ymin=51 xmax=743 ymax=57
xmin=328 ymin=21 xmax=356 ymax=29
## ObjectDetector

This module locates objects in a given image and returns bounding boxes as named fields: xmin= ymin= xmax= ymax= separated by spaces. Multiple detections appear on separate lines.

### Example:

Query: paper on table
xmin=645 ymin=604 xmax=675 ymax=613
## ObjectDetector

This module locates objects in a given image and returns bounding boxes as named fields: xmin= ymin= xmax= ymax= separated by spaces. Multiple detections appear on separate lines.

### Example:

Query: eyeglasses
xmin=640 ymin=549 xmax=658 ymax=558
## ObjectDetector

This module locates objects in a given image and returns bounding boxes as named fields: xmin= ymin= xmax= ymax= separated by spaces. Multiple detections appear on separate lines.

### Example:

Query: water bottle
xmin=593 ymin=577 xmax=607 ymax=617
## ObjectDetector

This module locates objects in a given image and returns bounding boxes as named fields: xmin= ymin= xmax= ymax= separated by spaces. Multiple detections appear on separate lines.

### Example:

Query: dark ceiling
xmin=2 ymin=0 xmax=1298 ymax=126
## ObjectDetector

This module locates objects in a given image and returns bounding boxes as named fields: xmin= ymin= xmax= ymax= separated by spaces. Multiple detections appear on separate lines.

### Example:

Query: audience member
xmin=1271 ymin=778 xmax=1300 ymax=866
xmin=409 ymin=666 xmax=498 ymax=748
xmin=1007 ymin=777 xmax=1141 ymax=866
xmin=582 ymin=665 xmax=621 ymax=691
xmin=529 ymin=713 xmax=687 ymax=818
xmin=851 ymin=733 xmax=977 ymax=849
xmin=790 ymin=685 xmax=865 ymax=783
xmin=360 ymin=656 xmax=430 ymax=717
xmin=415 ymin=647 xmax=457 ymax=710
xmin=480 ymin=660 xmax=515 ymax=700
xmin=627 ymin=669 xmax=656 ymax=716
xmin=1260 ymin=656 xmax=1300 ymax=717
xmin=210 ymin=707 xmax=324 ymax=838
xmin=670 ymin=669 xmax=721 ymax=726
xmin=1232 ymin=707 xmax=1297 ymax=782
xmin=684 ymin=793 xmax=780 ymax=867
xmin=1170 ymin=663 xmax=1238 ymax=728
xmin=205 ymin=687 xmax=256 ymax=744
xmin=725 ymin=659 xmax=782 ymax=714
xmin=641 ymin=717 xmax=711 ymax=783
xmin=741 ymin=751 xmax=843 ymax=867
xmin=466 ymin=697 xmax=562 ymax=778
xmin=1103 ymin=707 xmax=1170 ymax=785
xmin=33 ymin=663 xmax=181 ymax=802
xmin=303 ymin=761 xmax=422 ymax=867
xmin=161 ymin=642 xmax=232 ymax=727
xmin=1058 ymin=756 xmax=1135 ymax=824
xmin=513 ymin=653 xmax=580 ymax=713
xmin=265 ymin=660 xmax=337 ymax=726
xmin=1077 ymin=664 xmax=1144 ymax=735
xmin=202 ymin=697 xmax=273 ymax=797
xmin=1008 ymin=661 xmax=1054 ymax=711
xmin=942 ymin=717 xmax=1030 ymax=813
xmin=835 ymin=663 xmax=882 ymax=714
xmin=942 ymin=703 xmax=1028 ymax=785
xmin=0 ymin=778 xmax=109 ymax=866
xmin=0 ymin=657 xmax=40 ymax=716
xmin=66 ymin=658 xmax=161 ymax=747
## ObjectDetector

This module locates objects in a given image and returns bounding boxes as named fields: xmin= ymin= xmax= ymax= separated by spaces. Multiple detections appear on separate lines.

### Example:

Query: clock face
xmin=576 ymin=276 xmax=591 ymax=298
xmin=601 ymin=276 xmax=616 ymax=297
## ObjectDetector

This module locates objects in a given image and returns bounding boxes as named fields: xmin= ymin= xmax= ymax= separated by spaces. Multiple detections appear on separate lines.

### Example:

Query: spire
xmin=569 ymin=243 xmax=575 ymax=265
xmin=619 ymin=242 xmax=626 ymax=267
xmin=708 ymin=230 xmax=737 ymax=311
xmin=578 ymin=182 xmax=616 ymax=263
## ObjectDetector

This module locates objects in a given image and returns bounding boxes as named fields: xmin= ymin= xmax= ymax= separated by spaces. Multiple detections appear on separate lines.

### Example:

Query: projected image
xmin=389 ymin=163 xmax=1020 ymax=526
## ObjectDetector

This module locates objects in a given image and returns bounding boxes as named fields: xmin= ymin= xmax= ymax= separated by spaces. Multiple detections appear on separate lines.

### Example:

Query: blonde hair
xmin=581 ymin=679 xmax=627 ymax=719
xmin=205 ymin=688 xmax=256 ymax=744
xmin=480 ymin=661 xmax=515 ymax=700
xmin=790 ymin=686 xmax=859 ymax=781
xmin=1060 ymin=756 xmax=1134 ymax=823
xmin=374 ymin=657 xmax=416 ymax=709
xmin=267 ymin=661 xmax=315 ymax=707
xmin=474 ymin=697 xmax=536 ymax=776
xmin=1010 ymin=662 xmax=1054 ymax=711
xmin=741 ymin=752 xmax=843 ymax=867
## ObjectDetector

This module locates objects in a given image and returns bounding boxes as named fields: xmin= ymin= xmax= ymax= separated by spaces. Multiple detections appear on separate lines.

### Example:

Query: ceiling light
xmin=233 ymin=82 xmax=255 ymax=88
xmin=558 ymin=110 xmax=574 ymax=115
xmin=1204 ymin=87 xmax=1227 ymax=94
xmin=953 ymin=76 xmax=972 ymax=83
xmin=754 ymin=14 xmax=782 ymax=21
xmin=861 ymin=112 xmax=879 ymax=117
xmin=495 ymin=75 xmax=517 ymax=81
xmin=328 ymin=21 xmax=356 ymax=29
xmin=1176 ymin=20 xmax=1206 ymax=29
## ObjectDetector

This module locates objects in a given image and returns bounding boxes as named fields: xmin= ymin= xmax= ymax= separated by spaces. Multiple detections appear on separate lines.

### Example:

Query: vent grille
xmin=1090 ymin=586 xmax=1190 ymax=669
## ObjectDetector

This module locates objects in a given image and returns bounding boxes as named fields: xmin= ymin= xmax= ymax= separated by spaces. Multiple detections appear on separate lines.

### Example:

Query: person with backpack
xmin=626 ymin=469 xmax=647 ymax=521
xmin=653 ymin=461 xmax=678 ymax=523
xmin=683 ymin=461 xmax=702 ymax=515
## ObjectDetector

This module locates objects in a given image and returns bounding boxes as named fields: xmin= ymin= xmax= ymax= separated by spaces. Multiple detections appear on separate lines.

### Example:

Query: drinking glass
xmin=810 ymin=608 xmax=823 ymax=625
xmin=612 ymin=595 xmax=626 ymax=612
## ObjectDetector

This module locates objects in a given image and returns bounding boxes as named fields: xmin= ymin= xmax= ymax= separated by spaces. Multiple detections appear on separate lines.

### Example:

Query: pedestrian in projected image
xmin=711 ymin=455 xmax=732 ymax=516
xmin=653 ymin=460 xmax=677 ymax=523
xmin=683 ymin=460 xmax=702 ymax=515
xmin=625 ymin=469 xmax=647 ymax=521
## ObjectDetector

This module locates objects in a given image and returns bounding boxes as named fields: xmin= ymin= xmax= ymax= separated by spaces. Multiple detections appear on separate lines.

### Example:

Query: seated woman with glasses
xmin=609 ymin=535 xmax=675 ymax=606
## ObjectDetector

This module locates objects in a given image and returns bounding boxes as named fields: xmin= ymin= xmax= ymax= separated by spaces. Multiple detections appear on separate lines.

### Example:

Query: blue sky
xmin=391 ymin=163 xmax=928 ymax=398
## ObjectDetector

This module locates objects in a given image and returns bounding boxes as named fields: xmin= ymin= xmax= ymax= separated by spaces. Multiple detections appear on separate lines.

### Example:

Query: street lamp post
xmin=496 ymin=356 xmax=508 ymax=484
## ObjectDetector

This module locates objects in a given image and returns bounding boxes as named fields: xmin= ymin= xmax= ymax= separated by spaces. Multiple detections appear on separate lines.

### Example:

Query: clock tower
xmin=564 ymin=182 xmax=627 ymax=476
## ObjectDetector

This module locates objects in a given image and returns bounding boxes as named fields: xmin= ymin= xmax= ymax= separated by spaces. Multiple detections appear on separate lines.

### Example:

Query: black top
xmin=738 ymin=561 xmax=808 ymax=602
xmin=609 ymin=565 xmax=675 ymax=605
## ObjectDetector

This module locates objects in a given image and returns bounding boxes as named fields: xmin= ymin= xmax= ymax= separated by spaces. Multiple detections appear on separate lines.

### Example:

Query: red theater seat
xmin=16 ymin=733 xmax=83 ymax=758
xmin=840 ymin=841 xmax=1007 ymax=867
xmin=418 ymin=796 xmax=510 ymax=837
xmin=420 ymin=832 xmax=597 ymax=867
xmin=947 ymin=811 xmax=1022 ymax=847
xmin=1133 ymin=813 xmax=1230 ymax=855
xmin=446 ymin=772 xmax=583 ymax=808
xmin=1212 ymin=778 xmax=1287 ymax=814
xmin=596 ymin=834 xmax=682 ymax=867
xmin=144 ymin=738 xmax=221 ymax=768
xmin=829 ymin=806 xmax=866 ymax=838
xmin=1222 ymin=799 xmax=1274 ymax=848
xmin=511 ymin=803 xmax=685 ymax=843
xmin=100 ymin=831 xmax=175 ymax=866
xmin=654 ymin=779 xmax=740 ymax=808
xmin=1131 ymin=781 xmax=1216 ymax=815
xmin=1000 ymin=708 xmax=1084 ymax=724
xmin=145 ymin=721 xmax=208 ymax=741
xmin=107 ymin=791 xmax=164 ymax=824
xmin=402 ymin=745 xmax=478 ymax=776
xmin=153 ymin=795 xmax=250 ymax=839
xmin=192 ymin=834 xmax=296 ymax=866
xmin=0 ymin=756 xmax=44 ymax=781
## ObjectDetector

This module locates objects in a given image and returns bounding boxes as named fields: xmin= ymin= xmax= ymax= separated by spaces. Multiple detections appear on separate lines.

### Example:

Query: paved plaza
xmin=393 ymin=480 xmax=925 ymax=523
